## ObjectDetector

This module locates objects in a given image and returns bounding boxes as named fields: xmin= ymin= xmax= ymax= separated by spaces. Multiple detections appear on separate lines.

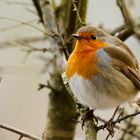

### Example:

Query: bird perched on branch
xmin=66 ymin=25 xmax=140 ymax=110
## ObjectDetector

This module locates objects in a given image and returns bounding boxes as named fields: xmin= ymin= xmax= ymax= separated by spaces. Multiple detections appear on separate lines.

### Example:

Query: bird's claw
xmin=81 ymin=109 xmax=98 ymax=129
xmin=105 ymin=118 xmax=115 ymax=137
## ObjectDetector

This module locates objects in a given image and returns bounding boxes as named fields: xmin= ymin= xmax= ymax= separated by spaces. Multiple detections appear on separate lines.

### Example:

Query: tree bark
xmin=32 ymin=0 xmax=97 ymax=140
xmin=36 ymin=0 xmax=77 ymax=140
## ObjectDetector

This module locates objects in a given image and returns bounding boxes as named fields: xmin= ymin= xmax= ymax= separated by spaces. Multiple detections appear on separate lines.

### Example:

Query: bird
xmin=66 ymin=25 xmax=140 ymax=110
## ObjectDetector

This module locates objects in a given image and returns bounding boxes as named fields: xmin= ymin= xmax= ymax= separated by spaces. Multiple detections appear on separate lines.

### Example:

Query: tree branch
xmin=0 ymin=123 xmax=42 ymax=140
xmin=0 ymin=19 xmax=36 ymax=32
xmin=117 ymin=0 xmax=132 ymax=24
xmin=35 ymin=1 xmax=77 ymax=140
xmin=39 ymin=0 xmax=69 ymax=60
xmin=0 ymin=17 xmax=47 ymax=35
xmin=97 ymin=116 xmax=140 ymax=139
xmin=116 ymin=0 xmax=140 ymax=40
xmin=97 ymin=111 xmax=140 ymax=139
xmin=4 ymin=1 xmax=32 ymax=6
xmin=113 ymin=111 xmax=140 ymax=124
xmin=32 ymin=0 xmax=44 ymax=23
xmin=115 ymin=26 xmax=133 ymax=41
xmin=78 ymin=108 xmax=97 ymax=140
xmin=71 ymin=0 xmax=86 ymax=26
xmin=64 ymin=0 xmax=87 ymax=53
xmin=0 ymin=36 xmax=46 ymax=48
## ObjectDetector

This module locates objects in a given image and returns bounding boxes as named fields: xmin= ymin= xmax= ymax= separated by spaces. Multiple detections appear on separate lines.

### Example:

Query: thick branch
xmin=0 ymin=123 xmax=41 ymax=140
xmin=117 ymin=0 xmax=133 ymax=24
xmin=65 ymin=0 xmax=87 ymax=53
xmin=64 ymin=0 xmax=80 ymax=53
xmin=72 ymin=0 xmax=86 ymax=26
xmin=74 ymin=0 xmax=87 ymax=29
xmin=32 ymin=0 xmax=44 ymax=23
xmin=115 ymin=27 xmax=133 ymax=41
xmin=55 ymin=0 xmax=71 ymax=33
xmin=76 ymin=104 xmax=97 ymax=140
xmin=39 ymin=0 xmax=69 ymax=61
xmin=36 ymin=1 xmax=77 ymax=140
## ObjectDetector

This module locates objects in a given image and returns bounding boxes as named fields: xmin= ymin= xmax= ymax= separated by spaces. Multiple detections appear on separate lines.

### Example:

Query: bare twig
xmin=32 ymin=0 xmax=44 ymax=23
xmin=97 ymin=116 xmax=140 ymax=139
xmin=64 ymin=0 xmax=87 ymax=53
xmin=71 ymin=0 xmax=86 ymax=26
xmin=97 ymin=111 xmax=140 ymax=139
xmin=4 ymin=1 xmax=32 ymax=6
xmin=114 ymin=111 xmax=140 ymax=124
xmin=117 ymin=0 xmax=133 ymax=25
xmin=116 ymin=0 xmax=140 ymax=40
xmin=0 ymin=17 xmax=47 ymax=35
xmin=0 ymin=123 xmax=42 ymax=140
xmin=38 ymin=83 xmax=48 ymax=90
xmin=119 ymin=111 xmax=137 ymax=140
xmin=18 ymin=135 xmax=23 ymax=140
xmin=38 ymin=82 xmax=60 ymax=94
xmin=39 ymin=0 xmax=69 ymax=60
xmin=0 ymin=20 xmax=36 ymax=32
xmin=0 ymin=77 xmax=2 ymax=82
xmin=24 ymin=7 xmax=38 ymax=17
xmin=0 ymin=36 xmax=46 ymax=48
xmin=105 ymin=134 xmax=110 ymax=140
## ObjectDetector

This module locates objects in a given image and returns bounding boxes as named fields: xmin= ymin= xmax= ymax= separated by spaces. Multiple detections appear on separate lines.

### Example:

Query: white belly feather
xmin=69 ymin=72 xmax=136 ymax=109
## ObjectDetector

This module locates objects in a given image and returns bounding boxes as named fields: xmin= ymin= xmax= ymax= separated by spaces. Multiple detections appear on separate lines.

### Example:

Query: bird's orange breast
xmin=66 ymin=39 xmax=108 ymax=79
xmin=66 ymin=51 xmax=98 ymax=79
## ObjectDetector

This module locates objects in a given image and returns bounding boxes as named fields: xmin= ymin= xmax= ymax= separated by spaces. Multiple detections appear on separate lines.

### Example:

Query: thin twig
xmin=113 ymin=111 xmax=140 ymax=124
xmin=0 ymin=20 xmax=36 ymax=32
xmin=97 ymin=116 xmax=140 ymax=139
xmin=4 ymin=0 xmax=32 ymax=6
xmin=18 ymin=135 xmax=23 ymax=140
xmin=24 ymin=7 xmax=38 ymax=17
xmin=0 ymin=17 xmax=47 ymax=35
xmin=0 ymin=123 xmax=42 ymax=140
xmin=105 ymin=133 xmax=110 ymax=140
xmin=71 ymin=0 xmax=86 ymax=26
xmin=32 ymin=0 xmax=44 ymax=23
xmin=0 ymin=77 xmax=2 ymax=82
xmin=97 ymin=112 xmax=140 ymax=129
xmin=117 ymin=0 xmax=133 ymax=25
xmin=97 ymin=111 xmax=140 ymax=139
xmin=38 ymin=0 xmax=69 ymax=60
xmin=0 ymin=36 xmax=46 ymax=48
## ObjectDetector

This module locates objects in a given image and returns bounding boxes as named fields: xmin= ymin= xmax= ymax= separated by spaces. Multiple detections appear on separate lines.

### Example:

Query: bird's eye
xmin=91 ymin=35 xmax=96 ymax=40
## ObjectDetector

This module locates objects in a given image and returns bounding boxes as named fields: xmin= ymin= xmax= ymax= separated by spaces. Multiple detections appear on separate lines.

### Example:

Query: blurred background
xmin=0 ymin=0 xmax=140 ymax=139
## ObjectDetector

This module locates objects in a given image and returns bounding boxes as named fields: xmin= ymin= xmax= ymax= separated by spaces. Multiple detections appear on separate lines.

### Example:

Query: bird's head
xmin=72 ymin=25 xmax=110 ymax=52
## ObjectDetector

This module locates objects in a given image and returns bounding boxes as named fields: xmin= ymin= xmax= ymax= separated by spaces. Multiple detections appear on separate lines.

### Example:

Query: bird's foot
xmin=105 ymin=106 xmax=119 ymax=137
xmin=81 ymin=109 xmax=98 ymax=129
xmin=105 ymin=117 xmax=115 ymax=137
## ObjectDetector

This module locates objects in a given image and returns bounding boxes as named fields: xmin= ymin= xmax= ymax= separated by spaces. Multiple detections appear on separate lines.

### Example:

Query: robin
xmin=66 ymin=25 xmax=140 ymax=110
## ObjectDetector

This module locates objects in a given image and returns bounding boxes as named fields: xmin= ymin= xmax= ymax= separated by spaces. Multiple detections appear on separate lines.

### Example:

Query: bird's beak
xmin=72 ymin=34 xmax=82 ymax=39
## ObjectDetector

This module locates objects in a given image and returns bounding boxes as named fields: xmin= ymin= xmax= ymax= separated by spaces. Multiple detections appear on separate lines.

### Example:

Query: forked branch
xmin=0 ymin=123 xmax=41 ymax=140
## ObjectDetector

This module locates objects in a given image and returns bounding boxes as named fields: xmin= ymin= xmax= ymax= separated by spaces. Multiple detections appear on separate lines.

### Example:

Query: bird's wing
xmin=104 ymin=46 xmax=140 ymax=89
